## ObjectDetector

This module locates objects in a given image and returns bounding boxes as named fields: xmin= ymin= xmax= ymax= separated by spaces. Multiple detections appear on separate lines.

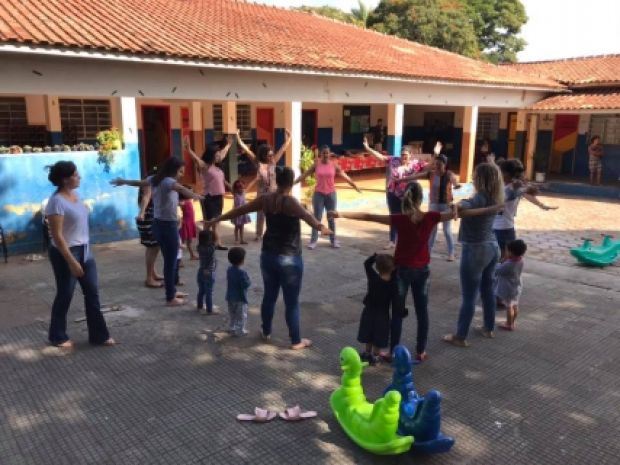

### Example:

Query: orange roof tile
xmin=0 ymin=0 xmax=561 ymax=89
xmin=527 ymin=91 xmax=620 ymax=111
xmin=509 ymin=55 xmax=620 ymax=87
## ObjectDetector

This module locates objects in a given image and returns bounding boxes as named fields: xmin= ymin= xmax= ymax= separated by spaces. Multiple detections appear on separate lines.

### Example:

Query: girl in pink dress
xmin=231 ymin=179 xmax=251 ymax=244
xmin=179 ymin=190 xmax=198 ymax=260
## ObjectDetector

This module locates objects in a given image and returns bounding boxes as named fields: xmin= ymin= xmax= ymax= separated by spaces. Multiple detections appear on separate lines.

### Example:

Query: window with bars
xmin=212 ymin=104 xmax=223 ymax=141
xmin=590 ymin=115 xmax=620 ymax=145
xmin=0 ymin=97 xmax=28 ymax=146
xmin=476 ymin=113 xmax=500 ymax=141
xmin=236 ymin=104 xmax=252 ymax=139
xmin=59 ymin=99 xmax=111 ymax=144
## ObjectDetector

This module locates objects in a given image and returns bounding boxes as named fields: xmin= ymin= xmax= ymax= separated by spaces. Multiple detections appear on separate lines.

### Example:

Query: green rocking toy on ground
xmin=570 ymin=235 xmax=620 ymax=267
xmin=329 ymin=347 xmax=414 ymax=455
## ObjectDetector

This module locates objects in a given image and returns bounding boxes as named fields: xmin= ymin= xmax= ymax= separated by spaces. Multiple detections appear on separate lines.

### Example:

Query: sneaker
xmin=447 ymin=254 xmax=456 ymax=262
xmin=234 ymin=330 xmax=249 ymax=337
xmin=307 ymin=241 xmax=317 ymax=250
xmin=415 ymin=352 xmax=428 ymax=363
xmin=384 ymin=241 xmax=395 ymax=250
xmin=330 ymin=241 xmax=341 ymax=249
xmin=260 ymin=331 xmax=271 ymax=341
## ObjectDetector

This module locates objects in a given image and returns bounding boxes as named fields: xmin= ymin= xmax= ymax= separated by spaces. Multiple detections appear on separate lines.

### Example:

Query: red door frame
xmin=302 ymin=109 xmax=318 ymax=147
xmin=256 ymin=107 xmax=274 ymax=145
xmin=180 ymin=106 xmax=194 ymax=184
xmin=140 ymin=105 xmax=171 ymax=176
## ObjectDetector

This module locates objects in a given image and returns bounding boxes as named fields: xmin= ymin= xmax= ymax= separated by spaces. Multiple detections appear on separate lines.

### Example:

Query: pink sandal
xmin=278 ymin=405 xmax=317 ymax=421
xmin=237 ymin=407 xmax=277 ymax=423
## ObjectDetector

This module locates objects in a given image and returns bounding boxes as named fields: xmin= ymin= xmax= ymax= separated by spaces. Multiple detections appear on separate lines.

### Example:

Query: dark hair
xmin=498 ymin=159 xmax=525 ymax=180
xmin=257 ymin=144 xmax=273 ymax=164
xmin=152 ymin=157 xmax=183 ymax=186
xmin=590 ymin=135 xmax=600 ymax=144
xmin=375 ymin=254 xmax=395 ymax=275
xmin=202 ymin=143 xmax=221 ymax=165
xmin=507 ymin=239 xmax=527 ymax=257
xmin=275 ymin=166 xmax=294 ymax=189
xmin=198 ymin=229 xmax=215 ymax=248
xmin=232 ymin=179 xmax=245 ymax=192
xmin=319 ymin=145 xmax=330 ymax=153
xmin=228 ymin=246 xmax=246 ymax=266
xmin=47 ymin=161 xmax=77 ymax=189
xmin=435 ymin=154 xmax=448 ymax=166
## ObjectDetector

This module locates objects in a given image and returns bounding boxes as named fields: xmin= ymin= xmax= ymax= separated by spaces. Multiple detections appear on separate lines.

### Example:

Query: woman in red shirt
xmin=329 ymin=182 xmax=499 ymax=361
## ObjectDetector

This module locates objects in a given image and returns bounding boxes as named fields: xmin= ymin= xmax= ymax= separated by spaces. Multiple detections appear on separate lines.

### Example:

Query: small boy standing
xmin=358 ymin=253 xmax=399 ymax=364
xmin=197 ymin=230 xmax=217 ymax=314
xmin=496 ymin=239 xmax=527 ymax=331
xmin=226 ymin=247 xmax=251 ymax=336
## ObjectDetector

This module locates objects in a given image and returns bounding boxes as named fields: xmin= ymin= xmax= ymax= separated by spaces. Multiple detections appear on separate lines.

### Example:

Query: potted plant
xmin=299 ymin=145 xmax=316 ymax=205
xmin=96 ymin=128 xmax=122 ymax=171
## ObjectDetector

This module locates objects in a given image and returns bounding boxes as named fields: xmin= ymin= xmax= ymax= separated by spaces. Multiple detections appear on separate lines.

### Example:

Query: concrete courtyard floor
xmin=1 ymin=181 xmax=620 ymax=465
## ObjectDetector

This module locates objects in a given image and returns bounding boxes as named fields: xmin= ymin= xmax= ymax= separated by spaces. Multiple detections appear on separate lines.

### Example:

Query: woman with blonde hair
xmin=444 ymin=163 xmax=505 ymax=347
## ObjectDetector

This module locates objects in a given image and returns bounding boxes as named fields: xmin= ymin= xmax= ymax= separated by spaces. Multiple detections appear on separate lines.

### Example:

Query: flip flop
xmin=236 ymin=407 xmax=277 ymax=423
xmin=278 ymin=405 xmax=317 ymax=421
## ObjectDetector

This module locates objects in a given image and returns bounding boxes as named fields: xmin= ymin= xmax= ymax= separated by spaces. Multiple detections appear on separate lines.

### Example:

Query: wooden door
xmin=507 ymin=112 xmax=517 ymax=159
xmin=256 ymin=108 xmax=274 ymax=146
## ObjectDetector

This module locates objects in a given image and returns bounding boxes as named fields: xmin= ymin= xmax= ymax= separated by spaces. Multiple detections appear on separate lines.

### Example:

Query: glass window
xmin=590 ymin=115 xmax=620 ymax=145
xmin=59 ymin=99 xmax=111 ymax=144
xmin=0 ymin=97 xmax=28 ymax=146
xmin=236 ymin=104 xmax=252 ymax=140
xmin=477 ymin=113 xmax=500 ymax=141
xmin=343 ymin=106 xmax=371 ymax=135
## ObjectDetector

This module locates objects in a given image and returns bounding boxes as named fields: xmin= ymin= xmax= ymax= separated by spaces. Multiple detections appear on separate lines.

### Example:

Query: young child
xmin=496 ymin=239 xmax=527 ymax=331
xmin=231 ymin=179 xmax=252 ymax=245
xmin=179 ymin=188 xmax=198 ymax=260
xmin=197 ymin=229 xmax=217 ymax=314
xmin=225 ymin=247 xmax=251 ymax=336
xmin=358 ymin=253 xmax=399 ymax=365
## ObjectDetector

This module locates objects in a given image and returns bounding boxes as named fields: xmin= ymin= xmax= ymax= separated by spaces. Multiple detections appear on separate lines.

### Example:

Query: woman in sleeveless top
xmin=205 ymin=167 xmax=332 ymax=350
xmin=295 ymin=145 xmax=361 ymax=250
xmin=236 ymin=129 xmax=291 ymax=241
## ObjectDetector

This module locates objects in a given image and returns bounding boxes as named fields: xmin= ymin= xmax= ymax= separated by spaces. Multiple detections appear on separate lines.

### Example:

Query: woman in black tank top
xmin=206 ymin=167 xmax=332 ymax=350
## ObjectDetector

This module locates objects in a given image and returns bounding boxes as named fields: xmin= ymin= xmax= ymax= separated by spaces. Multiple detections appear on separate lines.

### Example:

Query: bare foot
xmin=154 ymin=274 xmax=164 ymax=281
xmin=145 ymin=281 xmax=163 ymax=288
xmin=291 ymin=338 xmax=312 ymax=350
xmin=55 ymin=340 xmax=74 ymax=349
xmin=176 ymin=291 xmax=188 ymax=298
xmin=190 ymin=256 xmax=200 ymax=261
xmin=166 ymin=297 xmax=186 ymax=307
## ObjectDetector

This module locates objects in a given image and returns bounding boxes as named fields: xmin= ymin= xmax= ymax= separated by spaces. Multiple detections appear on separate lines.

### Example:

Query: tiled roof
xmin=0 ymin=0 xmax=561 ymax=89
xmin=527 ymin=91 xmax=620 ymax=111
xmin=509 ymin=55 xmax=620 ymax=87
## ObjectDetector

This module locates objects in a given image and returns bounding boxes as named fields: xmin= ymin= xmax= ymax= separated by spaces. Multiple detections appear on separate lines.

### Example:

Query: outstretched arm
xmin=137 ymin=184 xmax=152 ymax=220
xmin=456 ymin=203 xmax=504 ymax=218
xmin=236 ymin=130 xmax=256 ymax=161
xmin=294 ymin=163 xmax=316 ymax=185
xmin=172 ymin=182 xmax=203 ymax=201
xmin=208 ymin=196 xmax=263 ymax=224
xmin=183 ymin=136 xmax=207 ymax=170
xmin=110 ymin=178 xmax=150 ymax=188
xmin=362 ymin=136 xmax=388 ymax=161
xmin=216 ymin=135 xmax=234 ymax=163
xmin=328 ymin=210 xmax=391 ymax=225
xmin=523 ymin=193 xmax=558 ymax=211
xmin=336 ymin=165 xmax=361 ymax=193
xmin=273 ymin=129 xmax=291 ymax=164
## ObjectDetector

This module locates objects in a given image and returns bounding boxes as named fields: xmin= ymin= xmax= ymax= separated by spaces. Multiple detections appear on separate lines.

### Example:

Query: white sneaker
xmin=384 ymin=241 xmax=395 ymax=250
xmin=307 ymin=241 xmax=317 ymax=250
xmin=330 ymin=241 xmax=341 ymax=249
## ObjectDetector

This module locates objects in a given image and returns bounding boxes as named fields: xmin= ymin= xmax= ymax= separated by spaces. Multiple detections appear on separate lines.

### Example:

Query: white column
xmin=120 ymin=97 xmax=138 ymax=146
xmin=284 ymin=101 xmax=302 ymax=198
xmin=222 ymin=101 xmax=238 ymax=181
xmin=459 ymin=105 xmax=479 ymax=183
xmin=387 ymin=103 xmax=404 ymax=156
xmin=525 ymin=114 xmax=538 ymax=180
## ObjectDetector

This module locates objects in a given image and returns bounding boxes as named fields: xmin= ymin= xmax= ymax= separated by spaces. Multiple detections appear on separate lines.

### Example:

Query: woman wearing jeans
xmin=206 ymin=167 xmax=332 ymax=350
xmin=443 ymin=163 xmax=505 ymax=347
xmin=330 ymin=182 xmax=496 ymax=361
xmin=295 ymin=145 xmax=361 ymax=249
xmin=112 ymin=158 xmax=203 ymax=306
xmin=45 ymin=161 xmax=115 ymax=348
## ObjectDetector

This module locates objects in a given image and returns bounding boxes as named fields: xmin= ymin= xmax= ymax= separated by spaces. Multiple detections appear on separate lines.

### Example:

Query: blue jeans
xmin=386 ymin=191 xmax=402 ymax=243
xmin=428 ymin=203 xmax=454 ymax=256
xmin=310 ymin=191 xmax=336 ymax=243
xmin=456 ymin=242 xmax=500 ymax=339
xmin=152 ymin=219 xmax=179 ymax=301
xmin=48 ymin=245 xmax=110 ymax=345
xmin=390 ymin=266 xmax=431 ymax=354
xmin=260 ymin=252 xmax=304 ymax=344
xmin=197 ymin=269 xmax=215 ymax=312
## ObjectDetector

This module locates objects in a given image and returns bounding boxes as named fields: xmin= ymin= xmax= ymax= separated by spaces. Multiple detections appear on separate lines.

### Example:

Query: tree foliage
xmin=297 ymin=0 xmax=528 ymax=63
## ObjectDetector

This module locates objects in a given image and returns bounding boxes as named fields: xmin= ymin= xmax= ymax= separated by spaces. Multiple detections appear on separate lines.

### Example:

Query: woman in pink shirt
xmin=295 ymin=145 xmax=361 ymax=249
xmin=185 ymin=136 xmax=232 ymax=250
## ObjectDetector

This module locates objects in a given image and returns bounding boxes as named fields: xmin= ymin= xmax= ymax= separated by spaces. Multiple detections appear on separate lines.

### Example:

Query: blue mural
xmin=0 ymin=143 xmax=141 ymax=255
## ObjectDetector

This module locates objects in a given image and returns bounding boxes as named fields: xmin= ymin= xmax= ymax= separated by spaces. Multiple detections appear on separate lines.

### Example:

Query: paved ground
xmin=1 ymin=178 xmax=620 ymax=465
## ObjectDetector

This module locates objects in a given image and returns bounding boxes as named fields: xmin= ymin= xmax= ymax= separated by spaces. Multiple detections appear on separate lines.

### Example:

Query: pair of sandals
xmin=237 ymin=405 xmax=317 ymax=423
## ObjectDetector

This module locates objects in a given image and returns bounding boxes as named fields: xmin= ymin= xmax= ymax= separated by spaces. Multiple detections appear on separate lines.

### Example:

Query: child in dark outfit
xmin=358 ymin=253 xmax=399 ymax=365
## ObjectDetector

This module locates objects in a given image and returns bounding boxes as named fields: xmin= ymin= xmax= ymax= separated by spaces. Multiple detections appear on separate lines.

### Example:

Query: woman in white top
xmin=45 ymin=161 xmax=115 ymax=348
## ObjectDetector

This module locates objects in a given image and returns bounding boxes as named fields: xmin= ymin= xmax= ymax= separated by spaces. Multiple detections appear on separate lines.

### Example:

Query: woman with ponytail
xmin=443 ymin=163 xmax=505 ymax=347
xmin=329 ymin=182 xmax=499 ymax=362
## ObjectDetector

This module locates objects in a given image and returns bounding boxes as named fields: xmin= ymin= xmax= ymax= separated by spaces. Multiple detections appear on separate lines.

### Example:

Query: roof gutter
xmin=0 ymin=44 xmax=564 ymax=93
